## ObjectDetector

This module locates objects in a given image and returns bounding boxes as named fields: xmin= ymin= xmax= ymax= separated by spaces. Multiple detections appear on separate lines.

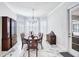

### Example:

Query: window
xmin=17 ymin=15 xmax=48 ymax=35
xmin=73 ymin=24 xmax=79 ymax=32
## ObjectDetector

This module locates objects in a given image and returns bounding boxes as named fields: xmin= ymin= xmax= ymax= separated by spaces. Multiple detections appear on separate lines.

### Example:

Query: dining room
xmin=0 ymin=2 xmax=63 ymax=57
xmin=7 ymin=3 xmax=62 ymax=56
xmin=0 ymin=2 xmax=79 ymax=57
xmin=16 ymin=13 xmax=59 ymax=57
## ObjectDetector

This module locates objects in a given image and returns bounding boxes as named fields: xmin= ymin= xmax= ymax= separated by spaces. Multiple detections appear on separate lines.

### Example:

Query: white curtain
xmin=17 ymin=14 xmax=48 ymax=35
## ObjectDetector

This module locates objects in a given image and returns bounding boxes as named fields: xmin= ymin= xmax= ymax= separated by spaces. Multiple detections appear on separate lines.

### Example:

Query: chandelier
xmin=32 ymin=8 xmax=37 ymax=24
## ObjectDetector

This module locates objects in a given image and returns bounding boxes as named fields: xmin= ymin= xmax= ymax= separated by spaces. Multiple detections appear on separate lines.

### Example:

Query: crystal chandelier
xmin=32 ymin=8 xmax=37 ymax=24
xmin=32 ymin=8 xmax=34 ymax=24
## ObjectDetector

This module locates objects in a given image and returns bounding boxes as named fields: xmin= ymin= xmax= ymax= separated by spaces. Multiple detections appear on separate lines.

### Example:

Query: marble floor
xmin=0 ymin=37 xmax=64 ymax=57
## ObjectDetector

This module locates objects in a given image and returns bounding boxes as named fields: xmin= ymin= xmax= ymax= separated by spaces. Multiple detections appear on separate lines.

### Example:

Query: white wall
xmin=0 ymin=3 xmax=16 ymax=51
xmin=0 ymin=3 xmax=16 ymax=19
xmin=48 ymin=2 xmax=79 ymax=51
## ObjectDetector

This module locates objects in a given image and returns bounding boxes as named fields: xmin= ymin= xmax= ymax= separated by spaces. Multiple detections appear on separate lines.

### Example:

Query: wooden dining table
xmin=24 ymin=34 xmax=40 ymax=41
xmin=24 ymin=34 xmax=41 ymax=49
xmin=24 ymin=34 xmax=40 ymax=57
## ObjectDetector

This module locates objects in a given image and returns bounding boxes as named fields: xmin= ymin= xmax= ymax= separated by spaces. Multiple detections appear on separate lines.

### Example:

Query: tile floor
xmin=0 ymin=36 xmax=64 ymax=57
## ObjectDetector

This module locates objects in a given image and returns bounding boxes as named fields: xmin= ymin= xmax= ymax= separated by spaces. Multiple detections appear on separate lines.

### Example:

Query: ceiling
xmin=5 ymin=2 xmax=61 ymax=17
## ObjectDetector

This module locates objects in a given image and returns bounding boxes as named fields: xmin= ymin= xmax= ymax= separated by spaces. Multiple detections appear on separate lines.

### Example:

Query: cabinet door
xmin=7 ymin=17 xmax=10 ymax=49
xmin=7 ymin=18 xmax=10 ymax=40
xmin=2 ymin=17 xmax=10 ymax=51
xmin=11 ymin=19 xmax=17 ymax=46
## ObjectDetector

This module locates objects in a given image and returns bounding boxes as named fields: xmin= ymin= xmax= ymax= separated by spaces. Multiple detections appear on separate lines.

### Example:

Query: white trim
xmin=48 ymin=2 xmax=65 ymax=16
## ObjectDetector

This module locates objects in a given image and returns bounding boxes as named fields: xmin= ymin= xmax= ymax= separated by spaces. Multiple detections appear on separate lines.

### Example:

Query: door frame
xmin=68 ymin=4 xmax=79 ymax=57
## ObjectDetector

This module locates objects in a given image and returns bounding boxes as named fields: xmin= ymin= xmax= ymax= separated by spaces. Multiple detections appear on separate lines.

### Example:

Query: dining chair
xmin=20 ymin=33 xmax=29 ymax=49
xmin=38 ymin=33 xmax=43 ymax=49
xmin=27 ymin=35 xmax=38 ymax=57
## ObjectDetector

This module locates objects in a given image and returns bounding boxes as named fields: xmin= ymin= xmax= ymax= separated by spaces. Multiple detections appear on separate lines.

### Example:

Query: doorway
xmin=68 ymin=4 xmax=79 ymax=56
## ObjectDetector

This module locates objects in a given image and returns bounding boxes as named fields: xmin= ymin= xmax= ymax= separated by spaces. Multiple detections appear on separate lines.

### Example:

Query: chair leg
xmin=41 ymin=43 xmax=43 ymax=49
xmin=28 ymin=49 xmax=30 ymax=57
xmin=36 ymin=49 xmax=38 ymax=57
xmin=22 ymin=44 xmax=23 ymax=49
